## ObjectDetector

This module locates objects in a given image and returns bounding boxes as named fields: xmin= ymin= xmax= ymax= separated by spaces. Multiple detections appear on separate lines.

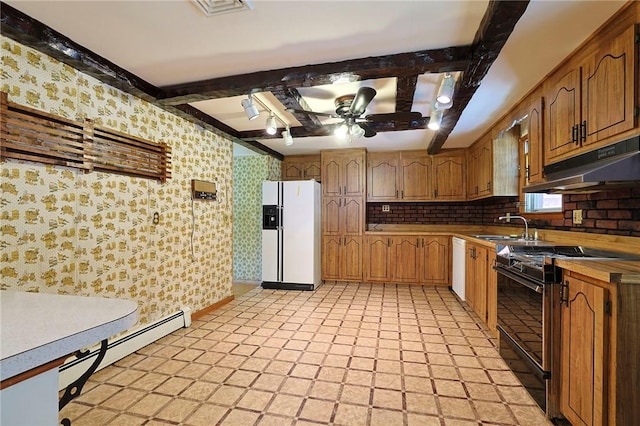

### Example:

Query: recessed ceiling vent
xmin=191 ymin=0 xmax=253 ymax=16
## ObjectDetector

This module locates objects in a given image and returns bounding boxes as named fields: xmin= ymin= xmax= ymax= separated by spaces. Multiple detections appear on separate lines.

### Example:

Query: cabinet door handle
xmin=572 ymin=124 xmax=579 ymax=144
xmin=396 ymin=190 xmax=398 ymax=198
xmin=580 ymin=120 xmax=587 ymax=143
xmin=387 ymin=238 xmax=391 ymax=247
xmin=401 ymin=190 xmax=404 ymax=199
xmin=434 ymin=189 xmax=438 ymax=198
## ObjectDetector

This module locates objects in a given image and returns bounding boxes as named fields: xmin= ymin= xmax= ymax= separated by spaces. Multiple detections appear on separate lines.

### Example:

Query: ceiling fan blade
xmin=365 ymin=111 xmax=423 ymax=122
xmin=349 ymin=87 xmax=377 ymax=117
xmin=286 ymin=108 xmax=339 ymax=118
xmin=360 ymin=123 xmax=377 ymax=138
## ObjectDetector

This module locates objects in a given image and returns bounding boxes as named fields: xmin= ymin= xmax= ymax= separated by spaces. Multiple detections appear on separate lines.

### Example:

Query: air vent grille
xmin=191 ymin=0 xmax=253 ymax=16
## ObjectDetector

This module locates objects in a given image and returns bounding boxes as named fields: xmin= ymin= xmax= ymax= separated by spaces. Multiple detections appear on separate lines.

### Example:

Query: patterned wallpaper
xmin=232 ymin=155 xmax=280 ymax=282
xmin=0 ymin=38 xmax=234 ymax=325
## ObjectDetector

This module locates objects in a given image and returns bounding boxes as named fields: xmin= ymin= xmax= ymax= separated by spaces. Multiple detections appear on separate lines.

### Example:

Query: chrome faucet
xmin=499 ymin=215 xmax=529 ymax=240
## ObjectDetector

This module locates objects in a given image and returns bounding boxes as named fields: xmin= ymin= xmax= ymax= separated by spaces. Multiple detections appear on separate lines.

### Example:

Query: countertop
xmin=554 ymin=259 xmax=640 ymax=284
xmin=0 ymin=291 xmax=138 ymax=382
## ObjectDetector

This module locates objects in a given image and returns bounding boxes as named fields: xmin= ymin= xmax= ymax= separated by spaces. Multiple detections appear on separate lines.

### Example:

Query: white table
xmin=0 ymin=291 xmax=138 ymax=426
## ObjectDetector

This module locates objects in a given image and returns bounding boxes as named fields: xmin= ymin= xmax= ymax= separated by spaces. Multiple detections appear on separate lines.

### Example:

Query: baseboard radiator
xmin=58 ymin=307 xmax=192 ymax=390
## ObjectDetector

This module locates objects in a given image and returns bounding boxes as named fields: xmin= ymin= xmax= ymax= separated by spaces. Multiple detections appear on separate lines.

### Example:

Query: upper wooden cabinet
xmin=545 ymin=25 xmax=637 ymax=163
xmin=367 ymin=150 xmax=465 ymax=202
xmin=367 ymin=151 xmax=431 ymax=201
xmin=281 ymin=154 xmax=321 ymax=181
xmin=322 ymin=196 xmax=364 ymax=236
xmin=524 ymin=96 xmax=545 ymax=186
xmin=321 ymin=149 xmax=366 ymax=197
xmin=467 ymin=134 xmax=518 ymax=200
xmin=432 ymin=153 xmax=466 ymax=200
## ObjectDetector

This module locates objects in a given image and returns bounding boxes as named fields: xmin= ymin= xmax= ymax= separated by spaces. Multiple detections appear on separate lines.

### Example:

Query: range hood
xmin=524 ymin=136 xmax=640 ymax=193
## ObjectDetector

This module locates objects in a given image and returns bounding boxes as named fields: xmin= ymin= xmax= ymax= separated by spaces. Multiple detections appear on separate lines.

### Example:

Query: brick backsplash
xmin=366 ymin=188 xmax=640 ymax=237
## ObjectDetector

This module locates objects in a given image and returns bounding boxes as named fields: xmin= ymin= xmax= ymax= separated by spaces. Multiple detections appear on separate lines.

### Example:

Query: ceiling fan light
xmin=334 ymin=123 xmax=349 ymax=139
xmin=428 ymin=109 xmax=443 ymax=130
xmin=436 ymin=74 xmax=455 ymax=105
xmin=282 ymin=127 xmax=293 ymax=146
xmin=350 ymin=124 xmax=365 ymax=139
xmin=265 ymin=113 xmax=277 ymax=135
xmin=241 ymin=97 xmax=259 ymax=120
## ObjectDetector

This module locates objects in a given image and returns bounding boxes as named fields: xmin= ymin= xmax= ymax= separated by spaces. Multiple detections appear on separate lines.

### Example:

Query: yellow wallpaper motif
xmin=0 ymin=38 xmax=234 ymax=325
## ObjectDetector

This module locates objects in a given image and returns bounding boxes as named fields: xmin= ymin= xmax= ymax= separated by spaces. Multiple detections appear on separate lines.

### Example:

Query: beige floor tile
xmin=208 ymin=384 xmax=245 ymax=406
xmin=236 ymin=389 xmax=273 ymax=411
xmin=75 ymin=383 xmax=121 ymax=405
xmin=369 ymin=407 xmax=405 ymax=426
xmin=406 ymin=412 xmax=441 ymax=426
xmin=264 ymin=360 xmax=294 ymax=375
xmin=155 ymin=398 xmax=200 ymax=422
xmin=280 ymin=377 xmax=313 ymax=395
xmin=181 ymin=381 xmax=217 ymax=400
xmin=510 ymin=404 xmax=553 ymax=425
xmin=225 ymin=369 xmax=259 ymax=387
xmin=324 ymin=354 xmax=350 ymax=368
xmin=155 ymin=376 xmax=193 ymax=396
xmin=372 ymin=388 xmax=403 ymax=409
xmin=177 ymin=362 xmax=212 ymax=379
xmin=101 ymin=388 xmax=146 ymax=410
xmin=473 ymin=400 xmax=516 ymax=423
xmin=69 ymin=407 xmax=119 ymax=426
xmin=299 ymin=398 xmax=335 ymax=423
xmin=464 ymin=382 xmax=501 ymax=402
xmin=340 ymin=384 xmax=371 ymax=405
xmin=434 ymin=379 xmax=467 ymax=398
xmin=184 ymin=403 xmax=229 ymax=426
xmin=252 ymin=373 xmax=285 ymax=392
xmin=128 ymin=393 xmax=172 ymax=417
xmin=219 ymin=408 xmax=261 ymax=425
xmin=265 ymin=394 xmax=304 ymax=416
xmin=374 ymin=372 xmax=402 ymax=390
xmin=155 ymin=359 xmax=189 ymax=375
xmin=256 ymin=413 xmax=296 ymax=426
xmin=104 ymin=413 xmax=147 ymax=425
xmin=405 ymin=392 xmax=438 ymax=415
xmin=438 ymin=396 xmax=476 ymax=420
xmin=333 ymin=403 xmax=370 ymax=426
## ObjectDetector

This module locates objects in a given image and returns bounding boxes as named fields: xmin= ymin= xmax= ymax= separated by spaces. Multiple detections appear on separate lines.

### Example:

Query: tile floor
xmin=60 ymin=282 xmax=552 ymax=426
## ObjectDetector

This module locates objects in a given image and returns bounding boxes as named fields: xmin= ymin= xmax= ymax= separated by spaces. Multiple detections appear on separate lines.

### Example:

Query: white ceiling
xmin=4 ymin=0 xmax=627 ymax=156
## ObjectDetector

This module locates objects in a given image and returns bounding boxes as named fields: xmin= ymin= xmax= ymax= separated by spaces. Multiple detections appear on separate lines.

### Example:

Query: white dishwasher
xmin=452 ymin=237 xmax=466 ymax=300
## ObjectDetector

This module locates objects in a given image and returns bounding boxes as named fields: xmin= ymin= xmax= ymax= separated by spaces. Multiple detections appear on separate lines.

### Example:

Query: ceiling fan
xmin=286 ymin=87 xmax=423 ymax=139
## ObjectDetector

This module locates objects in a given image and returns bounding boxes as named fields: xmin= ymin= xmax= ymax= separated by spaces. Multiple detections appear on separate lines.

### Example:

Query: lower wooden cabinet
xmin=322 ymin=235 xmax=362 ymax=281
xmin=558 ymin=270 xmax=640 ymax=426
xmin=363 ymin=235 xmax=449 ymax=285
xmin=465 ymin=242 xmax=489 ymax=325
xmin=560 ymin=272 xmax=607 ymax=426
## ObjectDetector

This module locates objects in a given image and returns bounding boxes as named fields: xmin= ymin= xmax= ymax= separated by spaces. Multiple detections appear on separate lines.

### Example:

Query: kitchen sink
xmin=471 ymin=235 xmax=522 ymax=241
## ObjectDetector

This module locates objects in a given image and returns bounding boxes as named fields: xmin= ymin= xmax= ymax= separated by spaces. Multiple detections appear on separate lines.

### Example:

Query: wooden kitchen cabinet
xmin=559 ymin=272 xmax=607 ymax=426
xmin=465 ymin=242 xmax=489 ymax=323
xmin=322 ymin=196 xmax=364 ymax=236
xmin=363 ymin=235 xmax=392 ymax=282
xmin=364 ymin=235 xmax=449 ymax=285
xmin=419 ymin=236 xmax=450 ymax=285
xmin=466 ymin=132 xmax=518 ymax=200
xmin=322 ymin=235 xmax=362 ymax=281
xmin=523 ymin=96 xmax=545 ymax=185
xmin=281 ymin=154 xmax=321 ymax=181
xmin=321 ymin=149 xmax=366 ymax=197
xmin=557 ymin=268 xmax=640 ymax=426
xmin=367 ymin=151 xmax=431 ymax=201
xmin=432 ymin=152 xmax=466 ymax=200
xmin=545 ymin=25 xmax=637 ymax=163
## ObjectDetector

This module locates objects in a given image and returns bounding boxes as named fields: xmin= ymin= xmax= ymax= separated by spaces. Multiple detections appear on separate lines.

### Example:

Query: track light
xmin=265 ymin=113 xmax=277 ymax=135
xmin=436 ymin=73 xmax=455 ymax=105
xmin=428 ymin=108 xmax=443 ymax=130
xmin=241 ymin=96 xmax=259 ymax=120
xmin=282 ymin=127 xmax=293 ymax=146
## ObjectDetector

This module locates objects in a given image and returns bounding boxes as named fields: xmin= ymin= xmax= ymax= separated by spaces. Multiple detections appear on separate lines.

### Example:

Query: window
xmin=525 ymin=193 xmax=563 ymax=213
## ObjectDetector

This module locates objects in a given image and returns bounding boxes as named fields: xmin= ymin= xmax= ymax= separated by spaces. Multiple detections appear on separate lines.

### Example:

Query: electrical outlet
xmin=572 ymin=209 xmax=583 ymax=225
xmin=382 ymin=205 xmax=390 ymax=212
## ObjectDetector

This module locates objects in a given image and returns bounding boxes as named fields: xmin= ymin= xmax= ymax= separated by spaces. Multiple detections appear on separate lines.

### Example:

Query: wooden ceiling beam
xmin=271 ymin=88 xmax=323 ymax=129
xmin=395 ymin=74 xmax=419 ymax=113
xmin=427 ymin=0 xmax=530 ymax=154
xmin=156 ymin=47 xmax=473 ymax=105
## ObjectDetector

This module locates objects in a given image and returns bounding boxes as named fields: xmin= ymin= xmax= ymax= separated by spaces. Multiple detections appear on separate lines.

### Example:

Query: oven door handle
xmin=493 ymin=266 xmax=543 ymax=294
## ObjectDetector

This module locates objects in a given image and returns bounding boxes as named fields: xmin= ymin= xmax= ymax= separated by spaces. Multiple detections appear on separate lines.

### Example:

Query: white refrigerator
xmin=261 ymin=180 xmax=322 ymax=290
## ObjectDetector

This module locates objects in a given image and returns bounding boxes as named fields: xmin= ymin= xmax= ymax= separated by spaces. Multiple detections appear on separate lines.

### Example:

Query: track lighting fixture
xmin=241 ymin=95 xmax=259 ymax=120
xmin=428 ymin=108 xmax=443 ymax=130
xmin=282 ymin=127 xmax=293 ymax=146
xmin=265 ymin=113 xmax=277 ymax=135
xmin=436 ymin=73 xmax=455 ymax=105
